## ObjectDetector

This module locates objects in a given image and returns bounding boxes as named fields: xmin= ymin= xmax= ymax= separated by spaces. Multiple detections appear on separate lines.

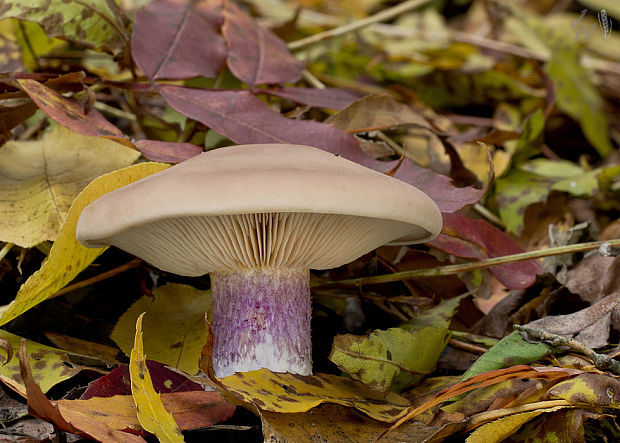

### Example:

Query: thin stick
xmin=311 ymin=239 xmax=620 ymax=288
xmin=288 ymin=0 xmax=433 ymax=50
xmin=514 ymin=325 xmax=620 ymax=374
xmin=50 ymin=258 xmax=142 ymax=299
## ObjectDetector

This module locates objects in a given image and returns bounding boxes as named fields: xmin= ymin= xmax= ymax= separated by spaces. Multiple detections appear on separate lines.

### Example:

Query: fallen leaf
xmin=0 ymin=330 xmax=81 ymax=395
xmin=429 ymin=213 xmax=545 ymax=290
xmin=257 ymin=87 xmax=361 ymax=110
xmin=0 ymin=124 xmax=139 ymax=247
xmin=57 ymin=391 xmax=235 ymax=432
xmin=0 ymin=0 xmax=128 ymax=55
xmin=525 ymin=291 xmax=620 ymax=349
xmin=329 ymin=326 xmax=450 ymax=393
xmin=325 ymin=94 xmax=432 ymax=133
xmin=460 ymin=332 xmax=552 ymax=382
xmin=131 ymin=0 xmax=226 ymax=81
xmin=565 ymin=255 xmax=620 ymax=303
xmin=507 ymin=408 xmax=596 ymax=443
xmin=18 ymin=79 xmax=126 ymax=141
xmin=260 ymin=403 xmax=438 ymax=443
xmin=219 ymin=369 xmax=412 ymax=422
xmin=112 ymin=283 xmax=212 ymax=375
xmin=547 ymin=373 xmax=620 ymax=408
xmin=222 ymin=0 xmax=303 ymax=86
xmin=158 ymin=85 xmax=360 ymax=155
xmin=0 ymin=162 xmax=170 ymax=327
xmin=400 ymin=293 xmax=470 ymax=330
xmin=81 ymin=360 xmax=203 ymax=400
xmin=18 ymin=340 xmax=142 ymax=442
xmin=133 ymin=140 xmax=203 ymax=163
xmin=129 ymin=313 xmax=184 ymax=442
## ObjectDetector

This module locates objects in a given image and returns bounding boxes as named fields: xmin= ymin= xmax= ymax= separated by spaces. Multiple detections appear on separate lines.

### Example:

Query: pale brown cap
xmin=77 ymin=144 xmax=442 ymax=276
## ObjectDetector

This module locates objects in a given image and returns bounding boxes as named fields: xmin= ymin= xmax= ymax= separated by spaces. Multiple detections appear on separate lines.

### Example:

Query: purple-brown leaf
xmin=222 ymin=0 xmax=303 ymax=86
xmin=257 ymin=87 xmax=361 ymax=110
xmin=158 ymin=85 xmax=358 ymax=154
xmin=429 ymin=213 xmax=544 ymax=289
xmin=131 ymin=0 xmax=226 ymax=81
xmin=133 ymin=140 xmax=203 ymax=163
xmin=18 ymin=79 xmax=125 ymax=141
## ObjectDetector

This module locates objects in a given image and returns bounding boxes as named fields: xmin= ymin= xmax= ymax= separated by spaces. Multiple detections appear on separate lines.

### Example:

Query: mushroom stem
xmin=210 ymin=268 xmax=312 ymax=378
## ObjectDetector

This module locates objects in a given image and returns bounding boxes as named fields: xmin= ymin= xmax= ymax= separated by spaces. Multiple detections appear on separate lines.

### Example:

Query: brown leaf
xmin=565 ymin=255 xmax=620 ymax=303
xmin=133 ymin=140 xmax=203 ymax=163
xmin=0 ymin=101 xmax=38 ymax=142
xmin=17 ymin=79 xmax=126 ymax=141
xmin=525 ymin=291 xmax=620 ymax=349
xmin=222 ymin=0 xmax=303 ymax=86
xmin=131 ymin=0 xmax=226 ymax=81
xmin=325 ymin=94 xmax=432 ymax=133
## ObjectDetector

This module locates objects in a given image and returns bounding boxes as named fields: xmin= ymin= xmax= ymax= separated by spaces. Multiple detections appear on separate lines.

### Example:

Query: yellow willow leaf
xmin=130 ymin=313 xmax=184 ymax=443
xmin=219 ymin=369 xmax=411 ymax=422
xmin=112 ymin=283 xmax=212 ymax=375
xmin=0 ymin=162 xmax=170 ymax=327
xmin=0 ymin=124 xmax=140 ymax=247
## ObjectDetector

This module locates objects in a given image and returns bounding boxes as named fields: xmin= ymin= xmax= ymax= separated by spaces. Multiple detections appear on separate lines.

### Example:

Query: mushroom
xmin=77 ymin=144 xmax=442 ymax=377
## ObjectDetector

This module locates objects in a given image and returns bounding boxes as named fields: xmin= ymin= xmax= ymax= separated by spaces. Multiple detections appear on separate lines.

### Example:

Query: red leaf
xmin=222 ymin=0 xmax=303 ymax=86
xmin=18 ymin=79 xmax=125 ymax=141
xmin=158 ymin=85 xmax=359 ymax=154
xmin=257 ymin=87 xmax=361 ymax=110
xmin=81 ymin=360 xmax=203 ymax=400
xmin=429 ymin=213 xmax=544 ymax=289
xmin=131 ymin=0 xmax=226 ymax=81
xmin=133 ymin=140 xmax=203 ymax=163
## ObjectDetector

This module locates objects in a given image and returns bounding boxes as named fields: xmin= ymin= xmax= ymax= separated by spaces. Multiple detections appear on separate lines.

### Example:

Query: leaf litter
xmin=0 ymin=0 xmax=619 ymax=441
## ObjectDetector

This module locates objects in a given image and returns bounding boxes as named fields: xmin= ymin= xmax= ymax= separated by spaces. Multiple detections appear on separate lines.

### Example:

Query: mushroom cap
xmin=77 ymin=144 xmax=442 ymax=276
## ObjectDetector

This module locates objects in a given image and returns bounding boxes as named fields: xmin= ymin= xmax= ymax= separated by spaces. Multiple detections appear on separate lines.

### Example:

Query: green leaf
xmin=329 ymin=326 xmax=451 ymax=393
xmin=0 ymin=0 xmax=128 ymax=55
xmin=461 ymin=332 xmax=553 ymax=382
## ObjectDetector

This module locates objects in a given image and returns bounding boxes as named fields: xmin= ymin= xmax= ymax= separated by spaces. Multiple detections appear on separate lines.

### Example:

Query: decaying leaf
xmin=130 ymin=313 xmax=184 ymax=442
xmin=547 ymin=373 xmax=620 ymax=408
xmin=218 ymin=369 xmax=412 ymax=422
xmin=0 ymin=162 xmax=170 ymax=327
xmin=0 ymin=124 xmax=139 ymax=247
xmin=0 ymin=330 xmax=81 ymax=395
xmin=525 ymin=291 xmax=620 ymax=349
xmin=112 ymin=283 xmax=212 ymax=375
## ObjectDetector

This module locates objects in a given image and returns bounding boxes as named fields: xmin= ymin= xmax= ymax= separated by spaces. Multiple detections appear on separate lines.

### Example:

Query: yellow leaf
xmin=130 ymin=313 xmax=184 ymax=443
xmin=219 ymin=369 xmax=411 ymax=422
xmin=0 ymin=329 xmax=81 ymax=395
xmin=112 ymin=283 xmax=211 ymax=375
xmin=466 ymin=405 xmax=570 ymax=443
xmin=0 ymin=124 xmax=140 ymax=247
xmin=0 ymin=162 xmax=170 ymax=327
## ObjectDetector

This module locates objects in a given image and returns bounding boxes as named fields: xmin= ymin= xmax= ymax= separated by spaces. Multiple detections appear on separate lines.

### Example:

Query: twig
xmin=448 ymin=338 xmax=488 ymax=355
xmin=49 ymin=258 xmax=142 ymax=299
xmin=473 ymin=203 xmax=504 ymax=227
xmin=514 ymin=325 xmax=620 ymax=375
xmin=311 ymin=239 xmax=620 ymax=289
xmin=288 ymin=0 xmax=433 ymax=50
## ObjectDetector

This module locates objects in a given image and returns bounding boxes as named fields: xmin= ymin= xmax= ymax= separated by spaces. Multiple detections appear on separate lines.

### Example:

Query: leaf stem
xmin=311 ymin=239 xmax=620 ymax=288
xmin=288 ymin=0 xmax=433 ymax=50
